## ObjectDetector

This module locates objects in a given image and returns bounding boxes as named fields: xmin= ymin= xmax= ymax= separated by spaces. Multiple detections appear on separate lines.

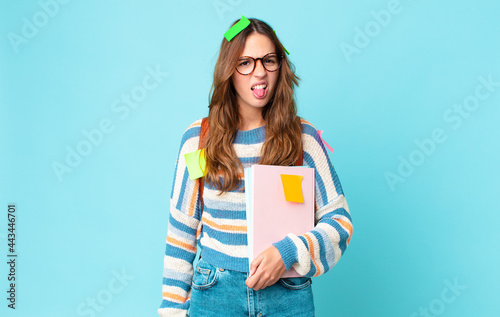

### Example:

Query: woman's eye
xmin=239 ymin=61 xmax=249 ymax=66
xmin=265 ymin=59 xmax=276 ymax=64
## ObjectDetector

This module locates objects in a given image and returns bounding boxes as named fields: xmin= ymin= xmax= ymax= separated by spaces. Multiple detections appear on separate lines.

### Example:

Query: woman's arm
xmin=271 ymin=119 xmax=353 ymax=277
xmin=158 ymin=119 xmax=203 ymax=317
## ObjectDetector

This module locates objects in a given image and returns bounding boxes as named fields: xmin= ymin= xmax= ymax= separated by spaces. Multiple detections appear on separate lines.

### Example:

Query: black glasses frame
xmin=235 ymin=53 xmax=284 ymax=75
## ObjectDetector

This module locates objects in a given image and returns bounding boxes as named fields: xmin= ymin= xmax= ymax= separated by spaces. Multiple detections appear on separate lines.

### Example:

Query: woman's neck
xmin=239 ymin=118 xmax=265 ymax=131
xmin=238 ymin=106 xmax=265 ymax=131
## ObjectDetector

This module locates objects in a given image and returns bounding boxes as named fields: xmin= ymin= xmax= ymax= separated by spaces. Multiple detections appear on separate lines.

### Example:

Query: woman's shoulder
xmin=177 ymin=118 xmax=205 ymax=150
xmin=298 ymin=117 xmax=320 ymax=136
xmin=183 ymin=118 xmax=204 ymax=134
xmin=298 ymin=117 xmax=329 ymax=154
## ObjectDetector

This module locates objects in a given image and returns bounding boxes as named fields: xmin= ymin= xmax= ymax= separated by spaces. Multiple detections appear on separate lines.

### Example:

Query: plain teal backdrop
xmin=1 ymin=0 xmax=499 ymax=316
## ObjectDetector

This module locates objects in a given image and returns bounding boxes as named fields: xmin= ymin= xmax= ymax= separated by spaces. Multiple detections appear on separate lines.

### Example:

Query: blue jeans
xmin=188 ymin=257 xmax=315 ymax=317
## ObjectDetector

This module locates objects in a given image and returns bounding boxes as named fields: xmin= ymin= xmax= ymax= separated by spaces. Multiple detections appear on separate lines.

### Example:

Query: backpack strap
xmin=294 ymin=147 xmax=303 ymax=166
xmin=195 ymin=118 xmax=209 ymax=247
xmin=198 ymin=117 xmax=209 ymax=214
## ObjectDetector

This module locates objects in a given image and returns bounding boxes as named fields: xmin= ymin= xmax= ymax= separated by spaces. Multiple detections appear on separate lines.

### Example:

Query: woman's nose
xmin=253 ymin=59 xmax=266 ymax=76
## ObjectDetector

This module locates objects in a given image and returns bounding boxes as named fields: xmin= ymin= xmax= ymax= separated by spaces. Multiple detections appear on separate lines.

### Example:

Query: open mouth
xmin=251 ymin=84 xmax=268 ymax=99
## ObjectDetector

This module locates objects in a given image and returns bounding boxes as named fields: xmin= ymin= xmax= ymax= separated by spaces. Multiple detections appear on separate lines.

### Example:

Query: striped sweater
xmin=158 ymin=118 xmax=353 ymax=317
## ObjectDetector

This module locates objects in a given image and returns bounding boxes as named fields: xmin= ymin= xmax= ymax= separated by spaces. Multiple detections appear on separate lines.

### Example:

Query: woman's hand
xmin=245 ymin=245 xmax=286 ymax=291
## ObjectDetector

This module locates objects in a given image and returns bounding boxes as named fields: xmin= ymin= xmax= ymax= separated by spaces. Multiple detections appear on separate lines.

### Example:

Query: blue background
xmin=1 ymin=0 xmax=499 ymax=316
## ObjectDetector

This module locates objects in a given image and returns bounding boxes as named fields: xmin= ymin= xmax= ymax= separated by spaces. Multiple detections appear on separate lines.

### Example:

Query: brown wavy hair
xmin=204 ymin=18 xmax=302 ymax=194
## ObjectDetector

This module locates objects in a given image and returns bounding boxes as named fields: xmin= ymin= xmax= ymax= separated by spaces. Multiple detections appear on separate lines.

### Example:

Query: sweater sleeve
xmin=272 ymin=121 xmax=353 ymax=277
xmin=158 ymin=119 xmax=203 ymax=317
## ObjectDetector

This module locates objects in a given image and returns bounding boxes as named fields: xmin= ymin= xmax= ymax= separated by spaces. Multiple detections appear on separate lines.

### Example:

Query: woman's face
xmin=232 ymin=33 xmax=280 ymax=114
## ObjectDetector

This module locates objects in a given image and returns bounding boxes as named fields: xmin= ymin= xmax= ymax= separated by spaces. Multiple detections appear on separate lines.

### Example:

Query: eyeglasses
xmin=235 ymin=53 xmax=283 ymax=75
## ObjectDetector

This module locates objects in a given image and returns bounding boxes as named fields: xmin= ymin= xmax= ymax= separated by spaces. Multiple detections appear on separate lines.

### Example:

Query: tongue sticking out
xmin=252 ymin=87 xmax=267 ymax=99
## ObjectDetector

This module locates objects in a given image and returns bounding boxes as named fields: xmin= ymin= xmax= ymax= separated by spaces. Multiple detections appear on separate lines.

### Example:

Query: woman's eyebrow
xmin=238 ymin=52 xmax=277 ymax=58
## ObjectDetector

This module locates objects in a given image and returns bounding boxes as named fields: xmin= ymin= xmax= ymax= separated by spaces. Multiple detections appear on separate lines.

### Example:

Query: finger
xmin=255 ymin=279 xmax=269 ymax=291
xmin=261 ymin=277 xmax=277 ymax=290
xmin=251 ymin=273 xmax=264 ymax=290
xmin=254 ymin=273 xmax=273 ymax=291
xmin=246 ymin=271 xmax=260 ymax=288
xmin=246 ymin=278 xmax=253 ymax=288
xmin=250 ymin=256 xmax=264 ymax=275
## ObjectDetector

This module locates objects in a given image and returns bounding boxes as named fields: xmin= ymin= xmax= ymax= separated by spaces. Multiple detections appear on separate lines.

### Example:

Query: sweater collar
xmin=234 ymin=125 xmax=266 ymax=144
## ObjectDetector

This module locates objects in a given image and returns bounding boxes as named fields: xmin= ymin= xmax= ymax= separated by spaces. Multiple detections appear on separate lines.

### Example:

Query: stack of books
xmin=244 ymin=164 xmax=315 ymax=278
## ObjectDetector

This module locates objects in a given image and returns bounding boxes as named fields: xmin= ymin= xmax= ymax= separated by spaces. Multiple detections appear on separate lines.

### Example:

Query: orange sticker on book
xmin=280 ymin=174 xmax=304 ymax=203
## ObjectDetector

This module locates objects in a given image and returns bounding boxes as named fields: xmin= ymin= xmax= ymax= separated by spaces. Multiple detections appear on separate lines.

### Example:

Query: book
xmin=244 ymin=164 xmax=315 ymax=278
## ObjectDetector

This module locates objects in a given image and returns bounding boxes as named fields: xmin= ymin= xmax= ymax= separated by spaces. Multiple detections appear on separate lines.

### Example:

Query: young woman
xmin=158 ymin=17 xmax=353 ymax=317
